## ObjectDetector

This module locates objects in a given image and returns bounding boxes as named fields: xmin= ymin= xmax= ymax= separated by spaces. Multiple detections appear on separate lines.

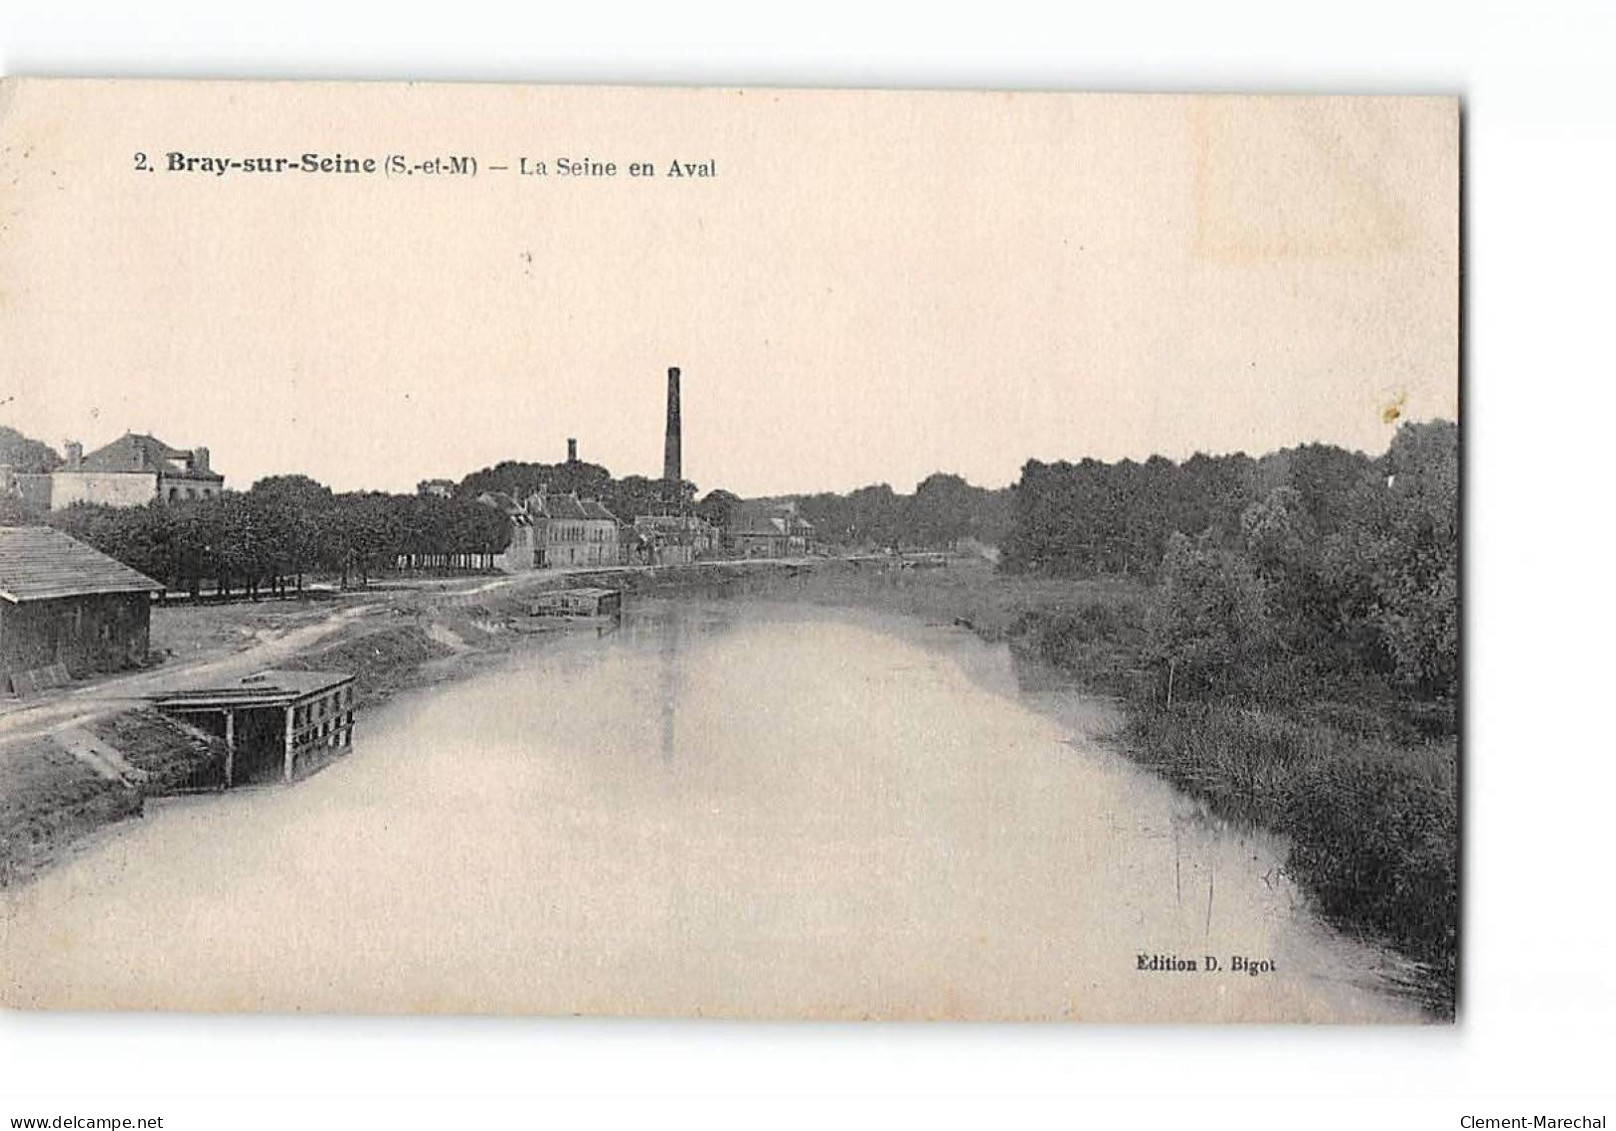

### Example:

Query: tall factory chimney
xmin=567 ymin=437 xmax=578 ymax=463
xmin=662 ymin=366 xmax=682 ymax=486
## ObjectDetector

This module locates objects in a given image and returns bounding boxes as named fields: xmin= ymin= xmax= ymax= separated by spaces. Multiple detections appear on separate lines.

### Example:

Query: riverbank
xmin=738 ymin=556 xmax=1458 ymax=1018
xmin=3 ymin=590 xmax=1423 ymax=1021
xmin=0 ymin=559 xmax=814 ymax=887
xmin=0 ymin=554 xmax=1457 ymax=1016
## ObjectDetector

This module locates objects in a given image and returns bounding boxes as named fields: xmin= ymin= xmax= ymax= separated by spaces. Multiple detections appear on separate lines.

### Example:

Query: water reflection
xmin=659 ymin=607 xmax=680 ymax=771
xmin=0 ymin=597 xmax=1424 ymax=1021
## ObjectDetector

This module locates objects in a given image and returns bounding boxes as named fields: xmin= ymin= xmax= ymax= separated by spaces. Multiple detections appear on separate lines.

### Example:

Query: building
xmin=532 ymin=492 xmax=620 ymax=567
xmin=631 ymin=513 xmax=716 ymax=566
xmin=0 ymin=526 xmax=164 ymax=692
xmin=478 ymin=491 xmax=540 ymax=572
xmin=22 ymin=433 xmax=225 ymax=510
xmin=579 ymin=500 xmax=621 ymax=564
xmin=476 ymin=489 xmax=622 ymax=569
xmin=727 ymin=502 xmax=815 ymax=558
xmin=417 ymin=478 xmax=456 ymax=498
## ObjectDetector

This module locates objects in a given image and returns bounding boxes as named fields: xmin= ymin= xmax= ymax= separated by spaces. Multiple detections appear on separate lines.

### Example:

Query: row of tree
xmin=452 ymin=459 xmax=758 ymax=546
xmin=455 ymin=460 xmax=1013 ymax=552
xmin=454 ymin=459 xmax=712 ymax=522
xmin=41 ymin=476 xmax=511 ymax=597
xmin=794 ymin=473 xmax=1012 ymax=550
xmin=1004 ymin=422 xmax=1459 ymax=708
xmin=1001 ymin=443 xmax=1379 ymax=578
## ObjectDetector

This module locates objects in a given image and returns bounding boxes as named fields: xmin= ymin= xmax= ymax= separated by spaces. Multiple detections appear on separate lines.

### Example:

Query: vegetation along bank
xmin=749 ymin=421 xmax=1459 ymax=1017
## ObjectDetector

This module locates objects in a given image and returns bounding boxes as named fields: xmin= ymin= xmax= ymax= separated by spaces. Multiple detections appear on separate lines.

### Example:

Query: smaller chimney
xmin=192 ymin=446 xmax=210 ymax=473
xmin=64 ymin=441 xmax=83 ymax=470
xmin=567 ymin=438 xmax=578 ymax=463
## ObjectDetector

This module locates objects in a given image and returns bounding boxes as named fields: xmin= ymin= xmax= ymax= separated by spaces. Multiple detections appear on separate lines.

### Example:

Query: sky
xmin=1 ymin=82 xmax=1457 ymax=497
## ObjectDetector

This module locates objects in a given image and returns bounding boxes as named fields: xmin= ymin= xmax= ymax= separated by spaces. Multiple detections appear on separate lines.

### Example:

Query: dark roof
xmin=633 ymin=514 xmax=712 ymax=531
xmin=580 ymin=500 xmax=619 ymax=522
xmin=730 ymin=507 xmax=794 ymax=536
xmin=79 ymin=434 xmax=222 ymax=481
xmin=734 ymin=504 xmax=813 ymax=536
xmin=537 ymin=494 xmax=588 ymax=521
xmin=730 ymin=515 xmax=783 ymax=536
xmin=153 ymin=668 xmax=353 ymax=708
xmin=0 ymin=526 xmax=164 ymax=603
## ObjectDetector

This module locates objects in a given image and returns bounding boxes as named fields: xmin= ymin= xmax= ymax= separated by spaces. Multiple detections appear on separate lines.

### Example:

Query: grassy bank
xmin=2 ymin=556 xmax=1458 ymax=1015
xmin=0 ymin=710 xmax=225 ymax=887
xmin=0 ymin=560 xmax=811 ymax=888
xmin=745 ymin=557 xmax=1458 ymax=1017
xmin=1122 ymin=704 xmax=1457 ymax=1013
xmin=0 ymin=597 xmax=471 ymax=887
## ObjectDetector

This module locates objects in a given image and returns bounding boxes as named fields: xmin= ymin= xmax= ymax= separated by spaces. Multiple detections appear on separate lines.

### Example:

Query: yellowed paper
xmin=0 ymin=80 xmax=1458 ymax=1022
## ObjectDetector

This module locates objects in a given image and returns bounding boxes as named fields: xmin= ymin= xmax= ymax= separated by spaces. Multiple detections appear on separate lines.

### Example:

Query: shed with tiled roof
xmin=0 ymin=526 xmax=162 ymax=690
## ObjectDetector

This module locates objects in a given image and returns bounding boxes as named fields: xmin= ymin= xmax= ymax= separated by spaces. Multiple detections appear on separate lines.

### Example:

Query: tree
xmin=1356 ymin=421 xmax=1459 ymax=700
xmin=608 ymin=475 xmax=673 ymax=523
xmin=249 ymin=475 xmax=333 ymax=592
xmin=909 ymin=473 xmax=974 ymax=549
xmin=695 ymin=488 xmax=741 ymax=530
xmin=1242 ymin=486 xmax=1316 ymax=585
xmin=0 ymin=427 xmax=61 ymax=473
xmin=322 ymin=492 xmax=404 ymax=588
xmin=1147 ymin=532 xmax=1274 ymax=701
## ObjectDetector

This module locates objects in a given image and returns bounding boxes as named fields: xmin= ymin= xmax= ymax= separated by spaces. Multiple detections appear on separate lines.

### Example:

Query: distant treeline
xmin=456 ymin=459 xmax=1016 ymax=552
xmin=1006 ymin=420 xmax=1459 ymax=711
xmin=794 ymin=473 xmax=1013 ymax=550
xmin=452 ymin=455 xmax=711 ymax=520
xmin=36 ymin=477 xmax=511 ymax=596
xmin=998 ymin=420 xmax=1458 ymax=1008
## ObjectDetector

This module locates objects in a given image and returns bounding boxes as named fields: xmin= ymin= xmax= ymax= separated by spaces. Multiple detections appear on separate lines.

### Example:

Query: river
xmin=0 ymin=597 xmax=1423 ymax=1021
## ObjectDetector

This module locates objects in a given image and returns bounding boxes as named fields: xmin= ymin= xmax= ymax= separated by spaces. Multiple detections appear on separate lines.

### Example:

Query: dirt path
xmin=0 ymin=602 xmax=381 ymax=747
xmin=0 ymin=556 xmax=827 ymax=752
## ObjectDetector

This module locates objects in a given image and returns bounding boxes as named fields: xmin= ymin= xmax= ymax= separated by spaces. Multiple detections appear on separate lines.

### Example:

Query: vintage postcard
xmin=0 ymin=79 xmax=1458 ymax=1021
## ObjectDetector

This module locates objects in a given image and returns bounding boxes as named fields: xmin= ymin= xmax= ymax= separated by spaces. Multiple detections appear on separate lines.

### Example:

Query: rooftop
xmin=77 ymin=433 xmax=222 ymax=481
xmin=535 ymin=493 xmax=588 ymax=521
xmin=0 ymin=526 xmax=165 ymax=603
xmin=730 ymin=506 xmax=813 ymax=536
xmin=633 ymin=514 xmax=712 ymax=530
xmin=152 ymin=669 xmax=354 ymax=708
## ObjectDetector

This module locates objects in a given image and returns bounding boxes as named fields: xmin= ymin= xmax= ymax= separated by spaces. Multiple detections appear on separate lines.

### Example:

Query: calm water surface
xmin=1 ymin=598 xmax=1422 ymax=1020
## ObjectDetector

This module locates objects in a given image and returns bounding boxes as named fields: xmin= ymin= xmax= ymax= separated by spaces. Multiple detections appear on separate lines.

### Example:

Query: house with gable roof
xmin=24 ymin=432 xmax=225 ymax=510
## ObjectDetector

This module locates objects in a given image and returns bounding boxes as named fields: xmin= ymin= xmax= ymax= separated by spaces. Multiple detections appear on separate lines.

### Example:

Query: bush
xmin=1124 ymin=702 xmax=1458 ymax=1014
